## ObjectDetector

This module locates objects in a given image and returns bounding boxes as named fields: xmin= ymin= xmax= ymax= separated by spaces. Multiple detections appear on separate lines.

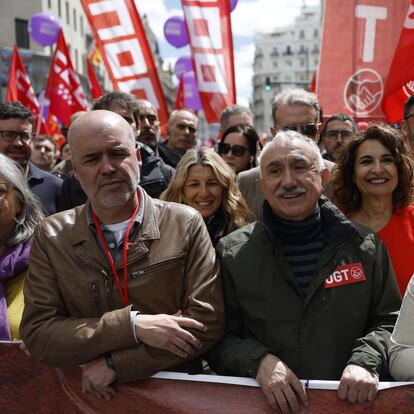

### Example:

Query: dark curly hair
xmin=332 ymin=123 xmax=414 ymax=213
xmin=220 ymin=124 xmax=262 ymax=168
xmin=0 ymin=101 xmax=34 ymax=128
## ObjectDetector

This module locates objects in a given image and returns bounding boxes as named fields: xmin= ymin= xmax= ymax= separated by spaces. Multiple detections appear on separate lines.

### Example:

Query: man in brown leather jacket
xmin=20 ymin=110 xmax=224 ymax=399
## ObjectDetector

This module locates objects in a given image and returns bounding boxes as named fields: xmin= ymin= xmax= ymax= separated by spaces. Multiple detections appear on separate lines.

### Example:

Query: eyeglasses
xmin=282 ymin=123 xmax=319 ymax=138
xmin=0 ymin=130 xmax=35 ymax=144
xmin=325 ymin=130 xmax=353 ymax=140
xmin=217 ymin=142 xmax=250 ymax=157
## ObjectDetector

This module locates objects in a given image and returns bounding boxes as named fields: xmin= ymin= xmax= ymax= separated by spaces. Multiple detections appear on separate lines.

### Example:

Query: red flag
xmin=382 ymin=1 xmax=414 ymax=122
xmin=86 ymin=57 xmax=103 ymax=100
xmin=45 ymin=30 xmax=88 ymax=127
xmin=318 ymin=1 xmax=409 ymax=120
xmin=81 ymin=0 xmax=169 ymax=127
xmin=182 ymin=0 xmax=236 ymax=123
xmin=46 ymin=114 xmax=63 ymax=137
xmin=6 ymin=46 xmax=49 ymax=135
xmin=309 ymin=72 xmax=317 ymax=93
xmin=174 ymin=76 xmax=185 ymax=110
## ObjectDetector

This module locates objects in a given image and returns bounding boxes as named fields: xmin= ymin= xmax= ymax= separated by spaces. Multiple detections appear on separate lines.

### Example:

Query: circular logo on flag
xmin=343 ymin=69 xmax=383 ymax=115
xmin=351 ymin=267 xmax=362 ymax=280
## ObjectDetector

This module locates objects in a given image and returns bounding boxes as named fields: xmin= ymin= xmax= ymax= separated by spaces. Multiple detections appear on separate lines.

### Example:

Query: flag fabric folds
xmin=81 ymin=0 xmax=169 ymax=126
xmin=181 ymin=0 xmax=236 ymax=123
xmin=86 ymin=57 xmax=103 ymax=100
xmin=382 ymin=0 xmax=414 ymax=123
xmin=45 ymin=30 xmax=88 ymax=127
xmin=175 ymin=75 xmax=185 ymax=110
xmin=318 ymin=0 xmax=409 ymax=120
xmin=6 ymin=46 xmax=49 ymax=135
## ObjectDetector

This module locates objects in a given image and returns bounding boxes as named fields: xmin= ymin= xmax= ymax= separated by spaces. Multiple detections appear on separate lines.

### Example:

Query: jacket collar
xmin=69 ymin=188 xmax=160 ymax=270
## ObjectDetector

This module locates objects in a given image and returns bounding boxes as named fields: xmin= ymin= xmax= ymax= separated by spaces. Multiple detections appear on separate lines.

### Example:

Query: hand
xmin=256 ymin=354 xmax=308 ymax=413
xmin=82 ymin=356 xmax=117 ymax=400
xmin=135 ymin=312 xmax=206 ymax=357
xmin=338 ymin=364 xmax=379 ymax=403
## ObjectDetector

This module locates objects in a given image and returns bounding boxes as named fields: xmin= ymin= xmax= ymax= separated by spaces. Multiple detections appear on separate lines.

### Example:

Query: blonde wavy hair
xmin=161 ymin=147 xmax=255 ymax=227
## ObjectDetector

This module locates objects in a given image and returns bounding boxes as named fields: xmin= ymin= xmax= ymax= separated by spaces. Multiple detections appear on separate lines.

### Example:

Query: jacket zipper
xmin=90 ymin=280 xmax=101 ymax=316
xmin=101 ymin=269 xmax=113 ymax=310
xmin=130 ymin=256 xmax=184 ymax=279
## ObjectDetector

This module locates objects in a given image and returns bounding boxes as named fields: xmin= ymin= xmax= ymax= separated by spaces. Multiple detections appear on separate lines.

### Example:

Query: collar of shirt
xmin=86 ymin=187 xmax=145 ymax=263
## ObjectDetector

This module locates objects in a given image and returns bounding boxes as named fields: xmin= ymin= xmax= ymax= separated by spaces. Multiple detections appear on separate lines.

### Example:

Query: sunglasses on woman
xmin=217 ymin=142 xmax=250 ymax=157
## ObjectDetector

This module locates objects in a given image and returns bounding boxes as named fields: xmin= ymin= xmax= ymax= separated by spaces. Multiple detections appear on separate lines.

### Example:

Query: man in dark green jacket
xmin=209 ymin=130 xmax=401 ymax=413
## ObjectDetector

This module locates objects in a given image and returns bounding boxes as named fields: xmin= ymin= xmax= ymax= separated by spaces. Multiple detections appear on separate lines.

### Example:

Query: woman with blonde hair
xmin=161 ymin=148 xmax=255 ymax=246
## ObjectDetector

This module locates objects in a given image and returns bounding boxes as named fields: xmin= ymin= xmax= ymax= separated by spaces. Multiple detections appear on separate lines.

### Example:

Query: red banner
xmin=182 ymin=0 xmax=236 ymax=123
xmin=6 ymin=46 xmax=49 ymax=135
xmin=382 ymin=0 xmax=414 ymax=122
xmin=80 ymin=0 xmax=169 ymax=126
xmin=318 ymin=0 xmax=410 ymax=120
xmin=87 ymin=56 xmax=103 ymax=100
xmin=45 ymin=30 xmax=88 ymax=127
xmin=1 ymin=343 xmax=414 ymax=413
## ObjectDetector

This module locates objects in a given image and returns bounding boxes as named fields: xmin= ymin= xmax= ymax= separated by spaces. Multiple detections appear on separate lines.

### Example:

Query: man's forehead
xmin=276 ymin=104 xmax=317 ymax=125
xmin=262 ymin=139 xmax=316 ymax=164
xmin=326 ymin=120 xmax=354 ymax=130
xmin=0 ymin=118 xmax=32 ymax=129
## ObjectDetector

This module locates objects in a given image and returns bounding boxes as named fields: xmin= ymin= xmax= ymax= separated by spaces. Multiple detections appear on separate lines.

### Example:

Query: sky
xmin=137 ymin=0 xmax=321 ymax=107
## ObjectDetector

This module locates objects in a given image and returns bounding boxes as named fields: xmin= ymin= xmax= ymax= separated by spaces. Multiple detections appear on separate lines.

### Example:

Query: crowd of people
xmin=1 ymin=88 xmax=414 ymax=412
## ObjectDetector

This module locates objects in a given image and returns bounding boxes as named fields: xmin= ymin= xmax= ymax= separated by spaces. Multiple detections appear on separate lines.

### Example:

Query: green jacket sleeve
xmin=348 ymin=235 xmax=402 ymax=376
xmin=206 ymin=243 xmax=271 ymax=378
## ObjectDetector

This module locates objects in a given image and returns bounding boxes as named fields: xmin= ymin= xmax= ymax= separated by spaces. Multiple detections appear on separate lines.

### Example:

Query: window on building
xmin=75 ymin=49 xmax=79 ymax=72
xmin=48 ymin=0 xmax=51 ymax=8
xmin=66 ymin=1 xmax=70 ymax=24
xmin=58 ymin=0 xmax=61 ymax=17
xmin=313 ymin=29 xmax=319 ymax=38
xmin=284 ymin=46 xmax=293 ymax=56
xmin=300 ymin=58 xmax=305 ymax=66
xmin=286 ymin=59 xmax=292 ymax=66
xmin=273 ymin=61 xmax=278 ymax=68
xmin=15 ymin=19 xmax=30 ymax=49
xmin=73 ymin=9 xmax=77 ymax=31
xmin=80 ymin=15 xmax=84 ymax=36
xmin=299 ymin=30 xmax=305 ymax=39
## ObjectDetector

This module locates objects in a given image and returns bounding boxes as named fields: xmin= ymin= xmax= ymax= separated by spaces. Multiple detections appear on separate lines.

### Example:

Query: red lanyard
xmin=91 ymin=192 xmax=140 ymax=306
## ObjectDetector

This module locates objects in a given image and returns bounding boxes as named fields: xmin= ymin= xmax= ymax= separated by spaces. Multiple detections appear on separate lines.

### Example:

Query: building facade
xmin=251 ymin=4 xmax=322 ymax=135
xmin=0 ymin=0 xmax=175 ymax=113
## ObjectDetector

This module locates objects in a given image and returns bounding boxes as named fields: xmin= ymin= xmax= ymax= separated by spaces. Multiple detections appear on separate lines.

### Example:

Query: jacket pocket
xmin=129 ymin=256 xmax=185 ymax=279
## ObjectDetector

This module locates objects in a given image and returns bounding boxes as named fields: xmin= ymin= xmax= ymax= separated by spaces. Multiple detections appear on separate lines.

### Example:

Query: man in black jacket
xmin=0 ymin=101 xmax=62 ymax=215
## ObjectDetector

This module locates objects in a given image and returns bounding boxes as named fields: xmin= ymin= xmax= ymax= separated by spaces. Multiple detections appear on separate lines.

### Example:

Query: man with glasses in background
xmin=401 ymin=94 xmax=414 ymax=153
xmin=320 ymin=113 xmax=358 ymax=162
xmin=238 ymin=88 xmax=334 ymax=219
xmin=0 ymin=101 xmax=62 ymax=215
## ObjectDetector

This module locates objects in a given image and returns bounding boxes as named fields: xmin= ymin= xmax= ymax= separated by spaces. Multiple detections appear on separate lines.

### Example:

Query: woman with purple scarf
xmin=0 ymin=154 xmax=43 ymax=341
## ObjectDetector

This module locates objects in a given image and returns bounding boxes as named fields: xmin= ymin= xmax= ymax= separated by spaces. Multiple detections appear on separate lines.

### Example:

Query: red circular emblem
xmin=351 ymin=267 xmax=362 ymax=279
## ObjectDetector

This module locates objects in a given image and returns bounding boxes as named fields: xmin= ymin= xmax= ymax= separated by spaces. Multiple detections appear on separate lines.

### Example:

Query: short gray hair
xmin=271 ymin=88 xmax=320 ymax=126
xmin=259 ymin=129 xmax=324 ymax=177
xmin=0 ymin=154 xmax=44 ymax=246
xmin=220 ymin=104 xmax=253 ymax=131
